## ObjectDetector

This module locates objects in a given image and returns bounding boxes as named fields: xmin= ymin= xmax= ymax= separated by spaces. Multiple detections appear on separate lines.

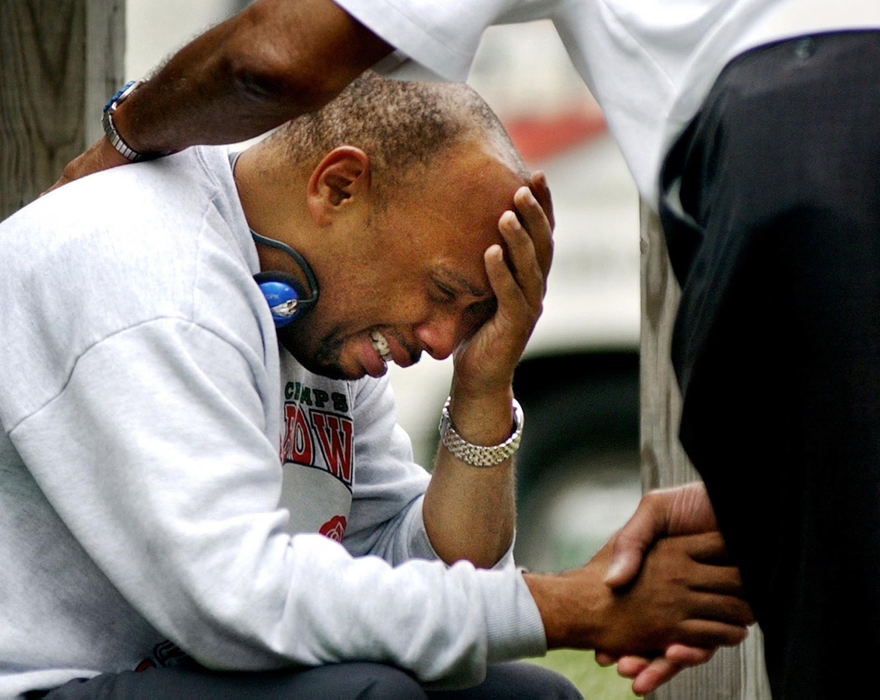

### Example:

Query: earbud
xmin=251 ymin=230 xmax=320 ymax=328
xmin=254 ymin=272 xmax=311 ymax=327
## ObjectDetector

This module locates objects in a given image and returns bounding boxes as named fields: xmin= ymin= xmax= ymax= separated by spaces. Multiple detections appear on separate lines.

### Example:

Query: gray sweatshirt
xmin=0 ymin=146 xmax=545 ymax=696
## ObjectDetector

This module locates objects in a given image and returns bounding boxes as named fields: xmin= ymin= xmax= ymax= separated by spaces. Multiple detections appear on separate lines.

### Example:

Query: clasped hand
xmin=597 ymin=482 xmax=755 ymax=694
xmin=523 ymin=521 xmax=753 ymax=696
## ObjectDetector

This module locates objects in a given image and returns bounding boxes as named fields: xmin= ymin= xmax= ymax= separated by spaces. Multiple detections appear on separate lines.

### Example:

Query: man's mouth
xmin=370 ymin=330 xmax=393 ymax=364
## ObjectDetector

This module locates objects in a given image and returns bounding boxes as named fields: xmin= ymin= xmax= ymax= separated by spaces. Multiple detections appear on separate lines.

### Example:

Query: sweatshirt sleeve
xmin=10 ymin=318 xmax=545 ymax=686
xmin=335 ymin=0 xmax=558 ymax=81
xmin=340 ymin=375 xmax=436 ymax=562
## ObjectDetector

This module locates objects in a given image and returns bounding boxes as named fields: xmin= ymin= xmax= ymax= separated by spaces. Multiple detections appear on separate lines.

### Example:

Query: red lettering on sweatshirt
xmin=282 ymin=403 xmax=313 ymax=465
xmin=312 ymin=412 xmax=354 ymax=486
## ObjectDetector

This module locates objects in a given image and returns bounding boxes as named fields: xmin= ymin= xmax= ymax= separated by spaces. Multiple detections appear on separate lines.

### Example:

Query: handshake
xmin=523 ymin=482 xmax=754 ymax=695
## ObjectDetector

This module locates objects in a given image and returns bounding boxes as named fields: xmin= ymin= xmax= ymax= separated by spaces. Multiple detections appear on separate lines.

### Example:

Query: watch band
xmin=102 ymin=80 xmax=168 ymax=162
xmin=439 ymin=397 xmax=524 ymax=467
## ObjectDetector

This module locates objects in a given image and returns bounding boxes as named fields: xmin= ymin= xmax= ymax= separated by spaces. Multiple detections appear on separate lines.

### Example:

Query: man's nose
xmin=414 ymin=313 xmax=461 ymax=360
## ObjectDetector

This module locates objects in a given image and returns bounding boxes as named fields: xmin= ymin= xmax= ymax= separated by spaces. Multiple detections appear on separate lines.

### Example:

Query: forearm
xmin=522 ymin=568 xmax=604 ymax=650
xmin=114 ymin=0 xmax=391 ymax=153
xmin=423 ymin=387 xmax=518 ymax=568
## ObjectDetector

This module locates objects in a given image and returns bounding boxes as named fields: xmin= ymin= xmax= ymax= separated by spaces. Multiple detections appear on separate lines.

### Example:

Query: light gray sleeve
xmin=340 ymin=374 xmax=435 ymax=562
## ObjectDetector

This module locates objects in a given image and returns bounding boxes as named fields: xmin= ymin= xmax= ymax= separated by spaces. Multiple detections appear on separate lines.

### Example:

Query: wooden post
xmin=0 ymin=0 xmax=124 ymax=220
xmin=640 ymin=201 xmax=772 ymax=697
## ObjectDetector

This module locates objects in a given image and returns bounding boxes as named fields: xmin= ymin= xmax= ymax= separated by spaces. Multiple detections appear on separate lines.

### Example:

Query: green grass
xmin=527 ymin=649 xmax=639 ymax=699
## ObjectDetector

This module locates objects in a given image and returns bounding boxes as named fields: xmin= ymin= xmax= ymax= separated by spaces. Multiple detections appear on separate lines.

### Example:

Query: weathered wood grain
xmin=640 ymin=202 xmax=772 ymax=698
xmin=0 ymin=0 xmax=124 ymax=218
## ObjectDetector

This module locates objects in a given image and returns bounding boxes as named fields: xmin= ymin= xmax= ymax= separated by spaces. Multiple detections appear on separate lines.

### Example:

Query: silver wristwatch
xmin=438 ymin=397 xmax=524 ymax=467
xmin=102 ymin=80 xmax=167 ymax=162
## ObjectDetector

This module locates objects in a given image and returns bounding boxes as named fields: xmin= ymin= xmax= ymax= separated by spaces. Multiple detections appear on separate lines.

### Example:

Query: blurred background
xmin=127 ymin=2 xmax=642 ymax=695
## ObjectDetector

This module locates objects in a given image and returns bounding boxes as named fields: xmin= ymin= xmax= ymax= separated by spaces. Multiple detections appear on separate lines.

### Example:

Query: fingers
xmin=473 ymin=231 xmax=539 ymax=381
xmin=605 ymin=485 xmax=723 ymax=589
xmin=666 ymin=481 xmax=717 ymax=534
xmin=691 ymin=562 xmax=745 ymax=596
xmin=674 ymin=618 xmax=749 ymax=649
xmin=665 ymin=643 xmax=716 ymax=665
xmin=452 ymin=184 xmax=551 ymax=393
xmin=670 ymin=531 xmax=742 ymax=593
xmin=631 ymin=661 xmax=679 ymax=695
xmin=600 ymin=651 xmax=689 ymax=698
xmin=497 ymin=208 xmax=545 ymax=311
xmin=678 ymin=530 xmax=730 ymax=564
xmin=615 ymin=654 xmax=650 ymax=677
xmin=485 ymin=180 xmax=553 ymax=335
xmin=606 ymin=647 xmax=716 ymax=695
xmin=42 ymin=137 xmax=131 ymax=196
xmin=594 ymin=651 xmax=617 ymax=667
xmin=647 ymin=533 xmax=750 ymax=615
xmin=488 ymin=190 xmax=548 ymax=338
xmin=603 ymin=546 xmax=645 ymax=590
xmin=687 ymin=590 xmax=754 ymax=626
xmin=663 ymin=532 xmax=747 ymax=599
xmin=528 ymin=170 xmax=555 ymax=231
xmin=512 ymin=183 xmax=554 ymax=280
xmin=604 ymin=494 xmax=669 ymax=587
xmin=629 ymin=656 xmax=692 ymax=696
xmin=622 ymin=646 xmax=716 ymax=695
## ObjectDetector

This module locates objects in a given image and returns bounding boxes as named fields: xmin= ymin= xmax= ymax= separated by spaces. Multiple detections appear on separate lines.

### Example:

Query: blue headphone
xmin=251 ymin=229 xmax=320 ymax=327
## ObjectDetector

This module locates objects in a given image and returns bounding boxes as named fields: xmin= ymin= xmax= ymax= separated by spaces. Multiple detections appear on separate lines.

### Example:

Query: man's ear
xmin=307 ymin=146 xmax=371 ymax=225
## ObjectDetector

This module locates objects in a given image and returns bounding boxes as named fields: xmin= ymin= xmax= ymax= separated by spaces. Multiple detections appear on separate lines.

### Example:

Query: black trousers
xmin=660 ymin=30 xmax=880 ymax=698
xmin=41 ymin=661 xmax=582 ymax=699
